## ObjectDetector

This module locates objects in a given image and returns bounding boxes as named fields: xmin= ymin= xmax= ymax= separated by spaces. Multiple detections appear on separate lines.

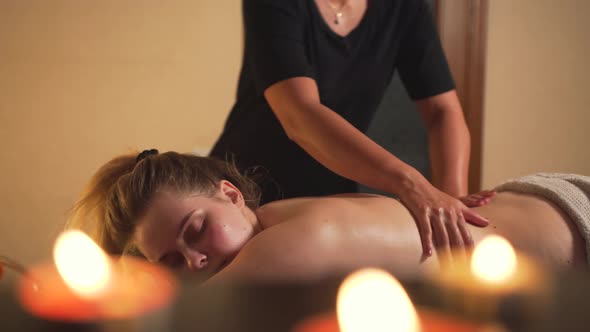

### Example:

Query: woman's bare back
xmin=257 ymin=192 xmax=586 ymax=269
xmin=212 ymin=192 xmax=586 ymax=283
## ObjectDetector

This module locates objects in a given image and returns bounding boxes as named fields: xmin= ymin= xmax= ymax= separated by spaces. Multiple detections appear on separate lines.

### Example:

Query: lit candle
xmin=432 ymin=235 xmax=550 ymax=324
xmin=292 ymin=268 xmax=481 ymax=332
xmin=471 ymin=235 xmax=518 ymax=285
xmin=17 ymin=230 xmax=177 ymax=322
xmin=337 ymin=268 xmax=420 ymax=332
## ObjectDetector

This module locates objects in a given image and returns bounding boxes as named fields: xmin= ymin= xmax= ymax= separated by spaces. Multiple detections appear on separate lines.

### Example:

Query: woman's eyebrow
xmin=156 ymin=209 xmax=197 ymax=263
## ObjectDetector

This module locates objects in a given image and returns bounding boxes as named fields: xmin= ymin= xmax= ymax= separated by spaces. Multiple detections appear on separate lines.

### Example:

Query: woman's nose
xmin=185 ymin=251 xmax=208 ymax=271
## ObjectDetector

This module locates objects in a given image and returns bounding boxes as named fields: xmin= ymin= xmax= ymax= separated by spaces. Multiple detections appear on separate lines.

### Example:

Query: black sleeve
xmin=396 ymin=0 xmax=455 ymax=100
xmin=243 ymin=0 xmax=315 ymax=93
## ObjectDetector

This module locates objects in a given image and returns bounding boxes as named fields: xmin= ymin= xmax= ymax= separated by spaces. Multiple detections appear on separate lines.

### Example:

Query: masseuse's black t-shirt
xmin=210 ymin=0 xmax=455 ymax=203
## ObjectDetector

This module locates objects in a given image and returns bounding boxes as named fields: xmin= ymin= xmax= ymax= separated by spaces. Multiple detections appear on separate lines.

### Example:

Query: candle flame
xmin=337 ymin=268 xmax=420 ymax=332
xmin=471 ymin=235 xmax=517 ymax=283
xmin=53 ymin=230 xmax=111 ymax=298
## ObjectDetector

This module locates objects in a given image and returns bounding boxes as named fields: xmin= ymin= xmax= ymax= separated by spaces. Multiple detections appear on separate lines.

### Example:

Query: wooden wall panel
xmin=435 ymin=0 xmax=488 ymax=192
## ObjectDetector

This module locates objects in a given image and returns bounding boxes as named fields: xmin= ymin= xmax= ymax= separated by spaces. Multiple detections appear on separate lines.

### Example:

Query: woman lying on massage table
xmin=67 ymin=150 xmax=588 ymax=283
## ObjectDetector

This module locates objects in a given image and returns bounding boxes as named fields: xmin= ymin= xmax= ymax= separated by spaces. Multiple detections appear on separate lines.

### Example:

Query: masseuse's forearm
xmin=417 ymin=91 xmax=470 ymax=197
xmin=426 ymin=108 xmax=470 ymax=196
xmin=282 ymin=103 xmax=423 ymax=197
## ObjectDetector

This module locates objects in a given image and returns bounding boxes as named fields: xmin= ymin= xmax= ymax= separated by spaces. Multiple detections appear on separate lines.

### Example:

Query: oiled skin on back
xmin=211 ymin=192 xmax=586 ymax=283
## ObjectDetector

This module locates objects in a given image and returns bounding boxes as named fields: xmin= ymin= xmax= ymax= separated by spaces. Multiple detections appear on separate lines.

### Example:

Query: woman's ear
xmin=219 ymin=180 xmax=245 ymax=208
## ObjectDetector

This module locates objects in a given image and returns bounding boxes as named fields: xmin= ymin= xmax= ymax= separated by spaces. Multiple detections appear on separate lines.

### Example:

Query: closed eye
xmin=183 ymin=218 xmax=207 ymax=247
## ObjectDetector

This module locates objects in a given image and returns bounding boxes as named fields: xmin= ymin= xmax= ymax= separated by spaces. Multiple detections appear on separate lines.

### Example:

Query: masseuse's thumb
xmin=463 ymin=209 xmax=489 ymax=227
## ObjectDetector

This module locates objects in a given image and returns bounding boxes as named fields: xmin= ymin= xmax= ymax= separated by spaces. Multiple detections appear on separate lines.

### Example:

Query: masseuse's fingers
xmin=416 ymin=209 xmax=434 ymax=257
xmin=459 ymin=190 xmax=496 ymax=207
xmin=445 ymin=210 xmax=465 ymax=248
xmin=448 ymin=211 xmax=470 ymax=264
xmin=459 ymin=195 xmax=484 ymax=207
xmin=478 ymin=189 xmax=497 ymax=198
xmin=431 ymin=208 xmax=452 ymax=260
xmin=457 ymin=213 xmax=474 ymax=248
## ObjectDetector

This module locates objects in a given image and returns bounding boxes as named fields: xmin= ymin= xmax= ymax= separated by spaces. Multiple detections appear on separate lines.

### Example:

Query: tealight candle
xmin=17 ymin=230 xmax=177 ymax=322
xmin=292 ymin=268 xmax=484 ymax=332
xmin=431 ymin=235 xmax=551 ymax=325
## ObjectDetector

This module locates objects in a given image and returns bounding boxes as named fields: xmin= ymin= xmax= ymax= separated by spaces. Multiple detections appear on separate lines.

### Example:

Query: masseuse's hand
xmin=458 ymin=190 xmax=496 ymax=207
xmin=398 ymin=175 xmax=490 ymax=260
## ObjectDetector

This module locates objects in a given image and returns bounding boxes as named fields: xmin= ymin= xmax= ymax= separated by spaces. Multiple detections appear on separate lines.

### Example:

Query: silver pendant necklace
xmin=326 ymin=0 xmax=348 ymax=25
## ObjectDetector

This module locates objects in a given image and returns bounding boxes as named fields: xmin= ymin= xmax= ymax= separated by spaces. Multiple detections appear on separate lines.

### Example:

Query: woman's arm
xmin=265 ymin=78 xmax=420 ymax=202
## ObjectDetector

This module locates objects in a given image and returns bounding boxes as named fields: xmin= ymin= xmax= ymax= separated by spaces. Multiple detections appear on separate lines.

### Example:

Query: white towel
xmin=494 ymin=173 xmax=590 ymax=264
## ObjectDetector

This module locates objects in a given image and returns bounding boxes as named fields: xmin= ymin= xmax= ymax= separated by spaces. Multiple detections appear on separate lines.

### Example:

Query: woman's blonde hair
xmin=65 ymin=151 xmax=261 ymax=256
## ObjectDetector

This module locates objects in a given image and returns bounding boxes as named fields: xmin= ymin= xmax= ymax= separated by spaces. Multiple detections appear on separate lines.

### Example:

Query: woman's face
xmin=134 ymin=181 xmax=258 ymax=281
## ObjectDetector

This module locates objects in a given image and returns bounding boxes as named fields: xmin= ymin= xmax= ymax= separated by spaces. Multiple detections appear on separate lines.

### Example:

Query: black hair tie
xmin=136 ymin=149 xmax=159 ymax=163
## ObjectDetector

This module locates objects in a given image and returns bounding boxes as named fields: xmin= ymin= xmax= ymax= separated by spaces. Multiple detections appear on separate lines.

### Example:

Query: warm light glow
xmin=53 ymin=230 xmax=111 ymax=298
xmin=471 ymin=235 xmax=517 ymax=283
xmin=336 ymin=268 xmax=420 ymax=332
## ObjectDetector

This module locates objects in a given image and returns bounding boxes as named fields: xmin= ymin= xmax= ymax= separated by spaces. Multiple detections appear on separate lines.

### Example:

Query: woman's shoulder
xmin=255 ymin=196 xmax=324 ymax=229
